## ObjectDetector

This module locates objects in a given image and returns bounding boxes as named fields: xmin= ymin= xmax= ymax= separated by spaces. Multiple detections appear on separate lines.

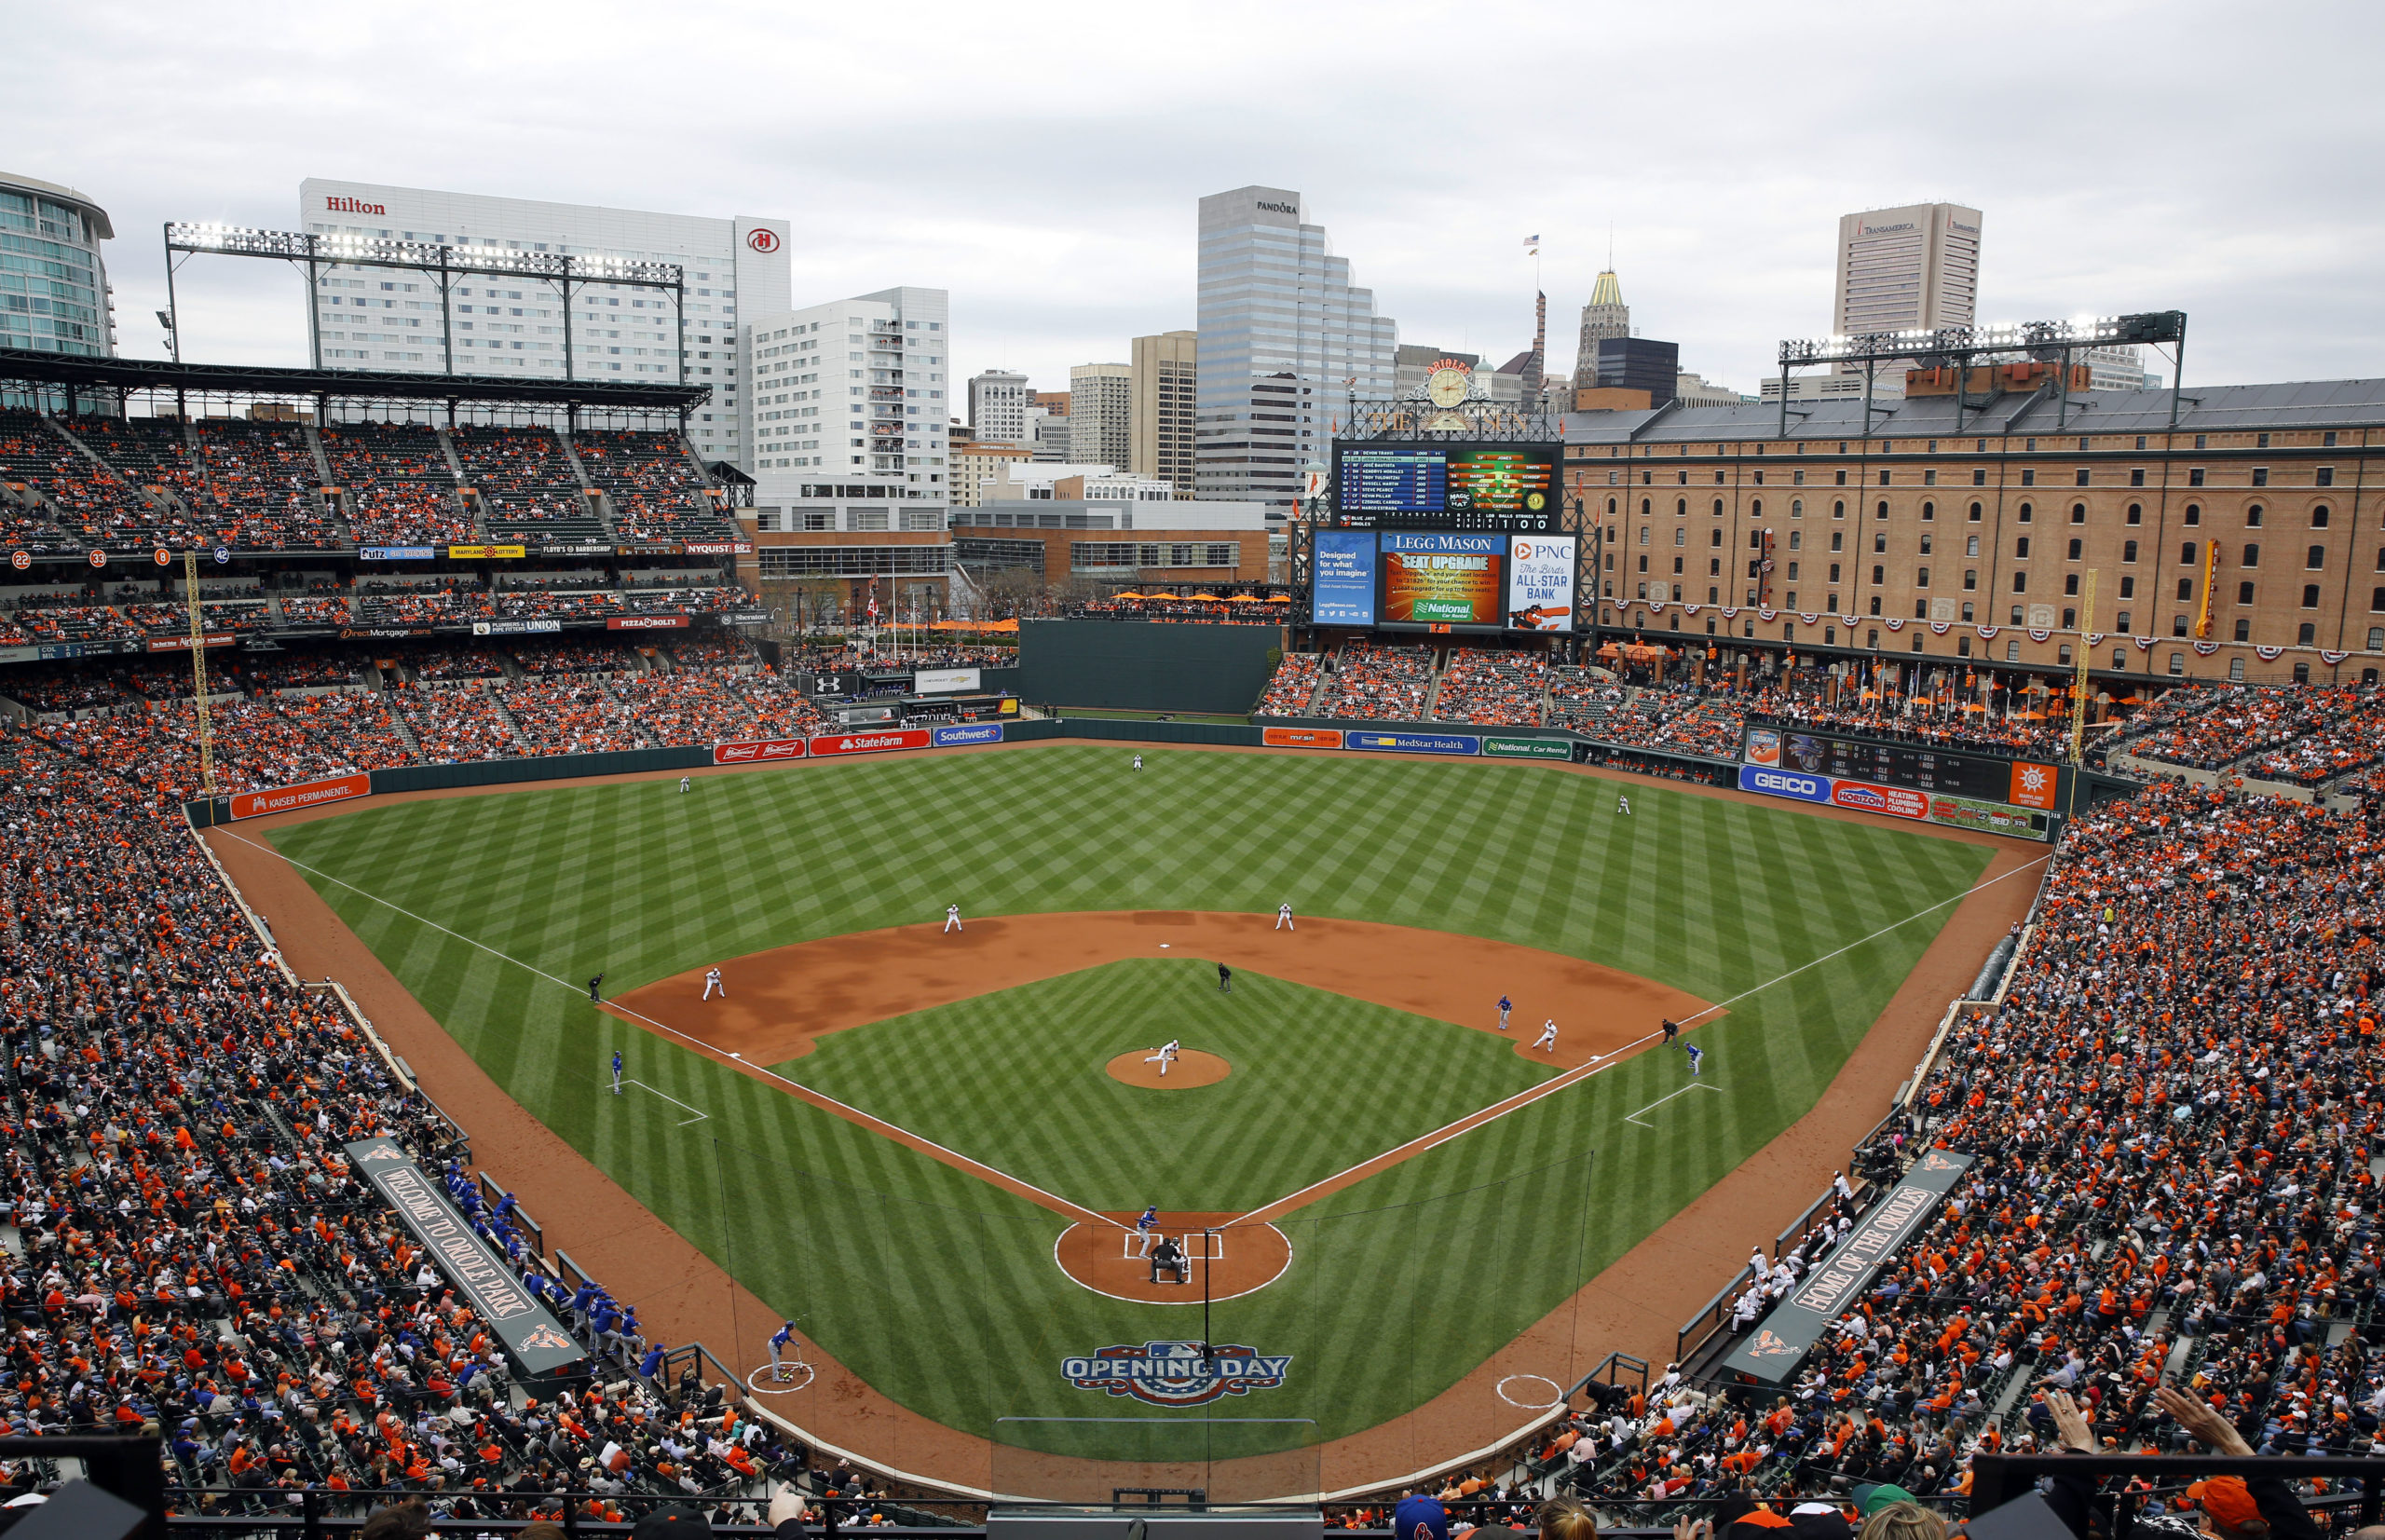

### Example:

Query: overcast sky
xmin=16 ymin=0 xmax=2384 ymax=402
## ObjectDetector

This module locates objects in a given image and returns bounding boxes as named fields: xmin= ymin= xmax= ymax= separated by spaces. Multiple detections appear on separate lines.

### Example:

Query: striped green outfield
xmin=266 ymin=744 xmax=1993 ymax=1453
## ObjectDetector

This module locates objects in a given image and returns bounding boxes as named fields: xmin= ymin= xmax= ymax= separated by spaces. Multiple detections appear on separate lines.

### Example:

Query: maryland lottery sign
xmin=1062 ymin=1342 xmax=1292 ymax=1407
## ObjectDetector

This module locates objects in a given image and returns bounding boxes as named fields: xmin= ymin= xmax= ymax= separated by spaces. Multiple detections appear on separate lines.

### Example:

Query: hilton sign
xmin=325 ymin=196 xmax=387 ymax=215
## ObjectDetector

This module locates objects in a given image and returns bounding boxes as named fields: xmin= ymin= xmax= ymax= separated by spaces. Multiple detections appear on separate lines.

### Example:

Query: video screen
xmin=1381 ymin=533 xmax=1504 ymax=627
xmin=1312 ymin=530 xmax=1377 ymax=627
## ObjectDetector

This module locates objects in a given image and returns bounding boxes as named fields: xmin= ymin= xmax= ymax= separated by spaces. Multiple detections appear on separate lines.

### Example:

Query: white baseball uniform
xmin=1275 ymin=903 xmax=1294 ymax=931
xmin=945 ymin=905 xmax=962 ymax=934
xmin=1144 ymin=1040 xmax=1180 ymax=1077
xmin=1533 ymin=1019 xmax=1558 ymax=1051
xmin=702 ymin=968 xmax=725 ymax=1001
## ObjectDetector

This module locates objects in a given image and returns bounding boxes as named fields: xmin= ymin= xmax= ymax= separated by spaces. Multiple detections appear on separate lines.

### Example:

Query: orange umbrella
xmin=1266 ymin=593 xmax=1291 ymax=603
xmin=1112 ymin=592 xmax=1148 ymax=601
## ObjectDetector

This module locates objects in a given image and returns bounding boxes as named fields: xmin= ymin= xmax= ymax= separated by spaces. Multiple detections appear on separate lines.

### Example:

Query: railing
xmin=1969 ymin=1451 xmax=2385 ymax=1535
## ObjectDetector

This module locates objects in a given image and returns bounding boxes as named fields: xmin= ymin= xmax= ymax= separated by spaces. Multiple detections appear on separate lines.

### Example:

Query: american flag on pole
xmin=1522 ymin=235 xmax=1541 ymax=255
xmin=866 ymin=576 xmax=879 ymax=622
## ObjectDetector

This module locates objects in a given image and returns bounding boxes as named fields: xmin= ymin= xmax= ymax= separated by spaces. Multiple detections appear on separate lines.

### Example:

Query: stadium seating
xmin=320 ymin=421 xmax=475 ymax=547
xmin=186 ymin=420 xmax=348 ymax=551
xmin=1430 ymin=648 xmax=1547 ymax=727
xmin=1313 ymin=642 xmax=1435 ymax=721
xmin=1253 ymin=653 xmax=1324 ymax=715
xmin=452 ymin=427 xmax=610 ymax=549
xmin=575 ymin=429 xmax=740 ymax=543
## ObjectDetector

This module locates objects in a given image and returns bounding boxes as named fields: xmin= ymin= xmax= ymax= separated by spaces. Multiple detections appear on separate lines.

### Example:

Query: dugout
xmin=1018 ymin=620 xmax=1285 ymax=715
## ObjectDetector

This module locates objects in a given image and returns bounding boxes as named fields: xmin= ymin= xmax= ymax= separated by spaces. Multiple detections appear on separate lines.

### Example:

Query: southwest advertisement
xmin=1506 ymin=535 xmax=1575 ymax=633
xmin=1381 ymin=532 xmax=1503 ymax=627
xmin=1312 ymin=530 xmax=1377 ymax=627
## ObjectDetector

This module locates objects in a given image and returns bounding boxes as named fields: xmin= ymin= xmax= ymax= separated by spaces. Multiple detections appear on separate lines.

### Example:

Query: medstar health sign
xmin=1063 ymin=1342 xmax=1291 ymax=1407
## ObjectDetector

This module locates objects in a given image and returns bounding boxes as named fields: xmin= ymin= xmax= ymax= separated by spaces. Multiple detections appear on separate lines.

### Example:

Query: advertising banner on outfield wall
xmin=231 ymin=773 xmax=371 ymax=820
xmin=1738 ymin=764 xmax=1832 ymax=803
xmin=1346 ymin=730 xmax=1480 ymax=756
xmin=810 ymin=729 xmax=932 ymax=756
xmin=342 ymin=1138 xmax=586 ymax=1375
xmin=1261 ymin=727 xmax=1343 ymax=749
xmin=913 ymin=668 xmax=982 ymax=695
xmin=607 ymin=615 xmax=690 ymax=631
xmin=933 ymin=723 xmax=1003 ymax=746
xmin=1723 ymin=1150 xmax=1975 ymax=1382
xmin=1740 ymin=763 xmax=2050 ymax=838
xmin=1481 ymin=735 xmax=1573 ymax=760
xmin=712 ymin=738 xmax=806 ymax=765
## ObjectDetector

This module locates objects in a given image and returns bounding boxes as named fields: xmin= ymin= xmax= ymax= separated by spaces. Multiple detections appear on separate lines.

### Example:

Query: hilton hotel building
xmin=298 ymin=179 xmax=789 ymax=470
xmin=1570 ymin=375 xmax=2385 ymax=688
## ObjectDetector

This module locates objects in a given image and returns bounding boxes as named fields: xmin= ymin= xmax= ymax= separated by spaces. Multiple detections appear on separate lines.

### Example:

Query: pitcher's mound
xmin=1106 ymin=1049 xmax=1231 ymax=1088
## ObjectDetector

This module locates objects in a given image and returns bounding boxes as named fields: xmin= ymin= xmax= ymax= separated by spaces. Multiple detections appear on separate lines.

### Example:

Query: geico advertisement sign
xmin=1828 ymin=779 xmax=1928 ymax=820
xmin=711 ymin=739 xmax=806 ymax=765
xmin=1738 ymin=764 xmax=1832 ymax=803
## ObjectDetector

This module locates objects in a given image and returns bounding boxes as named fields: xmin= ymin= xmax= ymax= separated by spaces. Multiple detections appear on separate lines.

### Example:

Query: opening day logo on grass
xmin=1062 ymin=1342 xmax=1292 ymax=1406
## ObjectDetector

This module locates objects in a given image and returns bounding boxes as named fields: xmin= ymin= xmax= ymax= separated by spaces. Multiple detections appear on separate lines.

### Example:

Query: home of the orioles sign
xmin=1061 ymin=1342 xmax=1292 ymax=1407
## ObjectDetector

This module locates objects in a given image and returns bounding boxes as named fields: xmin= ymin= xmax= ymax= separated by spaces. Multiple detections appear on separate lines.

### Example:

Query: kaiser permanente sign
xmin=344 ymin=1138 xmax=587 ymax=1375
xmin=1722 ymin=1148 xmax=1975 ymax=1383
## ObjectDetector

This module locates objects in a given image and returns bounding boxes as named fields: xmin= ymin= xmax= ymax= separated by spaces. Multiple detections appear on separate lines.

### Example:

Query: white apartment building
xmin=297 ymin=179 xmax=787 ymax=469
xmin=968 ymin=369 xmax=1029 ymax=444
xmin=977 ymin=460 xmax=1173 ymax=502
xmin=1067 ymin=362 xmax=1132 ymax=468
xmin=745 ymin=286 xmax=952 ymax=532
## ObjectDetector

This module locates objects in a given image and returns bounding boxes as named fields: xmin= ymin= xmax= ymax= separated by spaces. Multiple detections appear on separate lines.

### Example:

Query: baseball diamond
xmin=211 ymin=740 xmax=2030 ymax=1495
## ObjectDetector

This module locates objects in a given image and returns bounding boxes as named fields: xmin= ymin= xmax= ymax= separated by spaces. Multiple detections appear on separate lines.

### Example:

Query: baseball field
xmin=240 ymin=743 xmax=2010 ymax=1494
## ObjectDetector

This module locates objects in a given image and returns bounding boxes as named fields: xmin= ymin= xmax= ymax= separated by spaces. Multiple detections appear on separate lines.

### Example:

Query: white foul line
xmin=604 ymin=1076 xmax=711 ymax=1125
xmin=218 ymin=827 xmax=1116 ymax=1230
xmin=1622 ymin=1081 xmax=1721 ymax=1128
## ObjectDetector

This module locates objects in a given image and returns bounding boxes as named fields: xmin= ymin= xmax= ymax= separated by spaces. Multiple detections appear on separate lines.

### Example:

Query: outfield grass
xmin=268 ymin=745 xmax=1994 ymax=1451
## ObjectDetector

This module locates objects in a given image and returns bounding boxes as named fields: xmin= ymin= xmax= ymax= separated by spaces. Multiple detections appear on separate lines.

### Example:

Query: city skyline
xmin=10 ymin=2 xmax=2382 ymax=409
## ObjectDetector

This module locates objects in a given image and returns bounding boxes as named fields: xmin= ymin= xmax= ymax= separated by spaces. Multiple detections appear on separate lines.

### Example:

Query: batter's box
xmin=1118 ymin=1230 xmax=1226 ymax=1261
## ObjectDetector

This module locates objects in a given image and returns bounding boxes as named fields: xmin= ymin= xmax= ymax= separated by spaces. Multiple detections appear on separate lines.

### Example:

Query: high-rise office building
xmin=299 ymin=180 xmax=785 ymax=469
xmin=1594 ymin=336 xmax=1679 ymax=404
xmin=0 ymin=172 xmax=114 ymax=358
xmin=743 ymin=285 xmax=951 ymax=528
xmin=968 ymin=369 xmax=1030 ymax=444
xmin=1067 ymin=361 xmax=1133 ymax=470
xmin=1573 ymin=269 xmax=1628 ymax=390
xmin=1833 ymin=202 xmax=1982 ymax=338
xmin=1130 ymin=330 xmax=1196 ymax=496
xmin=1194 ymin=186 xmax=1397 ymax=514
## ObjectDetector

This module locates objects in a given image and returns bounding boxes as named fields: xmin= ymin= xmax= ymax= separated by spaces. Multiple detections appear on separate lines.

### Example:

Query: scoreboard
xmin=1743 ymin=724 xmax=2051 ymax=803
xmin=1331 ymin=442 xmax=1561 ymax=532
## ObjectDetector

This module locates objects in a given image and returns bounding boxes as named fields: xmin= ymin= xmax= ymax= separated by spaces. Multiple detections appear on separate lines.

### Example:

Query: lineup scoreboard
xmin=1329 ymin=443 xmax=1561 ymax=533
xmin=1739 ymin=723 xmax=2062 ymax=838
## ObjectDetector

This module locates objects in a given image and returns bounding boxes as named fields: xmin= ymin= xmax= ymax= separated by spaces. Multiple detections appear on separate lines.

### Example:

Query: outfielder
xmin=1134 ymin=1204 xmax=1161 ymax=1258
xmin=944 ymin=904 xmax=962 ymax=934
xmin=1532 ymin=1018 xmax=1558 ymax=1052
xmin=1275 ymin=902 xmax=1294 ymax=931
xmin=680 ymin=777 xmax=691 ymax=794
xmin=1617 ymin=794 xmax=1632 ymax=816
xmin=611 ymin=1051 xmax=624 ymax=1096
xmin=1132 ymin=754 xmax=1143 ymax=771
xmin=1144 ymin=1040 xmax=1180 ymax=1077
xmin=702 ymin=967 xmax=726 ymax=1001
xmin=1497 ymin=994 xmax=1512 ymax=1031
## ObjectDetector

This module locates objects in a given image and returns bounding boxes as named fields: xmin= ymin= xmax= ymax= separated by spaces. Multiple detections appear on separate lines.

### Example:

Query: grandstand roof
xmin=1561 ymin=376 xmax=2385 ymax=443
xmin=0 ymin=347 xmax=710 ymax=411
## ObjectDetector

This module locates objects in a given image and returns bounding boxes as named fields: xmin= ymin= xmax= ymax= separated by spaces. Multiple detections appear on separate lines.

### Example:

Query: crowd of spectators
xmin=1079 ymin=593 xmax=1285 ymax=625
xmin=2123 ymin=684 xmax=2370 ymax=773
xmin=185 ymin=421 xmax=348 ymax=552
xmin=1429 ymin=649 xmax=1549 ymax=728
xmin=320 ymin=422 xmax=475 ymax=548
xmin=1313 ymin=643 xmax=1436 ymax=721
xmin=1535 ymin=777 xmax=2385 ymax=1533
xmin=2244 ymin=689 xmax=2385 ymax=786
xmin=1253 ymin=653 xmax=1324 ymax=716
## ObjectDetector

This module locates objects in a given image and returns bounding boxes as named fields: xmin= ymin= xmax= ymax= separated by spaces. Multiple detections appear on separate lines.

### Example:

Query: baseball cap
xmin=1852 ymin=1483 xmax=1916 ymax=1517
xmin=630 ymin=1506 xmax=714 ymax=1538
xmin=1787 ymin=1502 xmax=1852 ymax=1539
xmin=2187 ymin=1476 xmax=2262 ymax=1532
xmin=1725 ymin=1512 xmax=1792 ymax=1531
xmin=1392 ymin=1494 xmax=1449 ymax=1540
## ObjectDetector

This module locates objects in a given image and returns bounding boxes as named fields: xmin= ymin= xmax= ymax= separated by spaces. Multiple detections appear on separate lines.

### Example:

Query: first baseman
xmin=702 ymin=967 xmax=726 ymax=1001
xmin=945 ymin=904 xmax=962 ymax=934
xmin=1532 ymin=1018 xmax=1558 ymax=1051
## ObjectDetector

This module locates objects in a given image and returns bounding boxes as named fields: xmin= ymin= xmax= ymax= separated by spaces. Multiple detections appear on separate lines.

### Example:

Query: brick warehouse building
xmin=1561 ymin=376 xmax=2385 ymax=687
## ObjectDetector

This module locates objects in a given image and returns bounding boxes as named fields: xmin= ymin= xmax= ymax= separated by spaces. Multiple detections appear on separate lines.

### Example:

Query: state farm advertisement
xmin=711 ymin=738 xmax=806 ymax=766
xmin=230 ymin=773 xmax=371 ymax=821
xmin=1828 ymin=778 xmax=1928 ymax=820
xmin=808 ymin=729 xmax=932 ymax=756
